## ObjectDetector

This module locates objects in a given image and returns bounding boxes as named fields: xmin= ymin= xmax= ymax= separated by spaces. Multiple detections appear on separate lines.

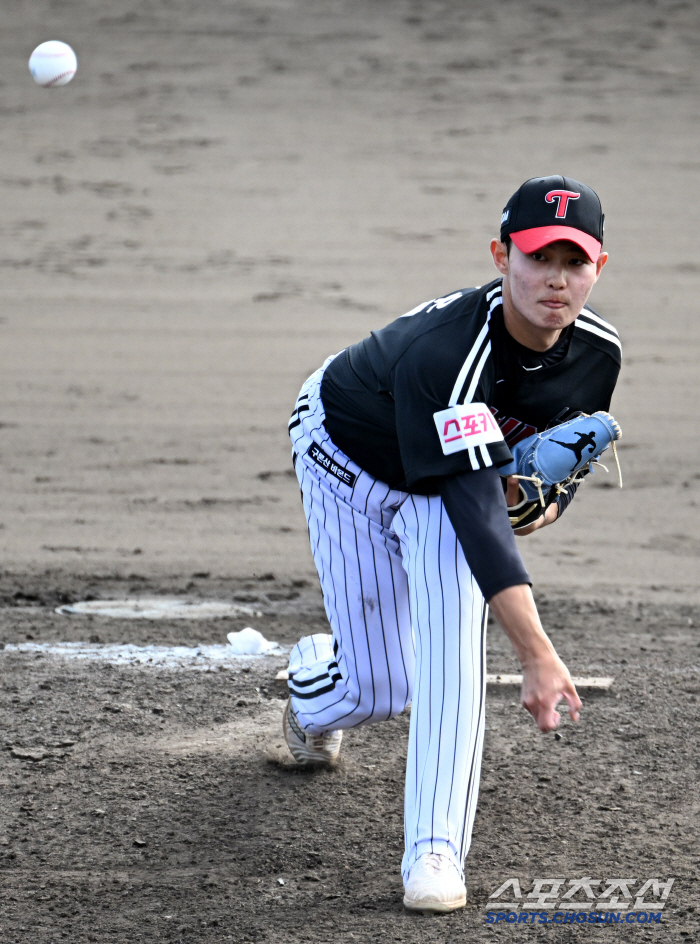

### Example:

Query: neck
xmin=500 ymin=279 xmax=563 ymax=352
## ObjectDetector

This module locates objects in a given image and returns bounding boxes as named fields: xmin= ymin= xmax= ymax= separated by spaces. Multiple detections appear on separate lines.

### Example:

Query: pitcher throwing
xmin=283 ymin=176 xmax=621 ymax=912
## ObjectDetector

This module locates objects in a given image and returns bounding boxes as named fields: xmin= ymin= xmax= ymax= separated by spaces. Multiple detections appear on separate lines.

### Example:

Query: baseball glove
xmin=499 ymin=411 xmax=622 ymax=530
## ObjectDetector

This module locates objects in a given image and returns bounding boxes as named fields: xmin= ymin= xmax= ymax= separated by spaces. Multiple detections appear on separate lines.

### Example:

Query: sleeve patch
xmin=433 ymin=402 xmax=505 ymax=456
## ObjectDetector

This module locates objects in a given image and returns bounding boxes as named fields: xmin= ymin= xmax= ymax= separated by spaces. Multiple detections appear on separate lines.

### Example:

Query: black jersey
xmin=321 ymin=277 xmax=621 ymax=494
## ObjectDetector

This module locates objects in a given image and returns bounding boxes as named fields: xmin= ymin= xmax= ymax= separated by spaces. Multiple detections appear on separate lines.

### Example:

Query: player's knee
xmin=347 ymin=693 xmax=381 ymax=725
xmin=346 ymin=687 xmax=411 ymax=725
xmin=386 ymin=691 xmax=412 ymax=720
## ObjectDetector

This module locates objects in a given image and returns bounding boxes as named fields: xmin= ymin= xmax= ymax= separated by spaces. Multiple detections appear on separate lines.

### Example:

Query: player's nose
xmin=545 ymin=267 xmax=567 ymax=289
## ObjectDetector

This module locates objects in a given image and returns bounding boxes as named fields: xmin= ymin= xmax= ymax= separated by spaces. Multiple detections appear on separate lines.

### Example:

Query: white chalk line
xmin=56 ymin=598 xmax=263 ymax=620
xmin=2 ymin=640 xmax=288 ymax=670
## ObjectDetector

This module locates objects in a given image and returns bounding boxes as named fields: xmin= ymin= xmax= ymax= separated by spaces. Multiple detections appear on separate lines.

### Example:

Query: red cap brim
xmin=510 ymin=226 xmax=602 ymax=262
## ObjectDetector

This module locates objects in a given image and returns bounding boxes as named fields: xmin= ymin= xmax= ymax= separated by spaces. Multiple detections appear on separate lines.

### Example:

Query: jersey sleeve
xmin=439 ymin=467 xmax=531 ymax=600
xmin=391 ymin=322 xmax=512 ymax=490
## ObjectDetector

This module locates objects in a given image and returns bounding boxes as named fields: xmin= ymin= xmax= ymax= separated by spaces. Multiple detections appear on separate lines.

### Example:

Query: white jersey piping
xmin=574 ymin=317 xmax=621 ymax=350
xmin=447 ymin=293 xmax=502 ymax=406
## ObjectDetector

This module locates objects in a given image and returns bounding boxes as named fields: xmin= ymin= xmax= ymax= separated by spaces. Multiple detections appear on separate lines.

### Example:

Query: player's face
xmin=491 ymin=239 xmax=608 ymax=346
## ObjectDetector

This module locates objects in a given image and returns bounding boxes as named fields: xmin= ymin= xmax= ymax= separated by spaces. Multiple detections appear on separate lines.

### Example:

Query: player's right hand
xmin=505 ymin=475 xmax=558 ymax=535
xmin=520 ymin=654 xmax=581 ymax=732
xmin=489 ymin=583 xmax=581 ymax=731
xmin=504 ymin=475 xmax=523 ymax=507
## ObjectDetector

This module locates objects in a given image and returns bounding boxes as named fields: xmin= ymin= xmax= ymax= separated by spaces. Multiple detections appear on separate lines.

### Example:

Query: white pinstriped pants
xmin=288 ymin=361 xmax=487 ymax=881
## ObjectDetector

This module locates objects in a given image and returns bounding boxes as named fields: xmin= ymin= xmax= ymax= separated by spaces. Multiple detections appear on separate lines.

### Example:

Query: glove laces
xmin=509 ymin=440 xmax=623 ymax=508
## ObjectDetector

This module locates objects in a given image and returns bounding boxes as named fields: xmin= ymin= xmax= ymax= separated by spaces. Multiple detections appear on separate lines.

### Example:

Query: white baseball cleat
xmin=403 ymin=853 xmax=467 ymax=913
xmin=282 ymin=698 xmax=343 ymax=766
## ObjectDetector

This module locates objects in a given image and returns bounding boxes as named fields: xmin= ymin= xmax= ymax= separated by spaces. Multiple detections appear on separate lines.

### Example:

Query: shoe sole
xmin=403 ymin=894 xmax=467 ymax=914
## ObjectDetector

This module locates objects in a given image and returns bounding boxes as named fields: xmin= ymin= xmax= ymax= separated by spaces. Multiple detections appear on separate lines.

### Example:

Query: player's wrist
xmin=517 ymin=637 xmax=559 ymax=670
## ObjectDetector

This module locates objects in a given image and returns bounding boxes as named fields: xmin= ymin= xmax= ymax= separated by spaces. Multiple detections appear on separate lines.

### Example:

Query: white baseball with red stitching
xmin=29 ymin=41 xmax=77 ymax=88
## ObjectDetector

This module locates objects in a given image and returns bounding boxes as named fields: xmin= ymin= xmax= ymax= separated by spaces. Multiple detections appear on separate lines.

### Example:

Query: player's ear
xmin=594 ymin=252 xmax=608 ymax=279
xmin=491 ymin=239 xmax=509 ymax=275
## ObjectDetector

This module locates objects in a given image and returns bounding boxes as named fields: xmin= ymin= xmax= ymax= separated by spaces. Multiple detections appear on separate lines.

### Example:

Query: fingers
xmin=522 ymin=680 xmax=581 ymax=732
xmin=505 ymin=476 xmax=521 ymax=507
xmin=563 ymin=683 xmax=582 ymax=722
xmin=515 ymin=504 xmax=556 ymax=535
xmin=513 ymin=519 xmax=541 ymax=536
xmin=545 ymin=502 xmax=560 ymax=525
xmin=521 ymin=689 xmax=557 ymax=731
xmin=523 ymin=697 xmax=561 ymax=733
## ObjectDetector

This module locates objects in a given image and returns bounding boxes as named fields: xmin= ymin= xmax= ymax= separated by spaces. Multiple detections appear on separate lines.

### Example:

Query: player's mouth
xmin=540 ymin=299 xmax=568 ymax=309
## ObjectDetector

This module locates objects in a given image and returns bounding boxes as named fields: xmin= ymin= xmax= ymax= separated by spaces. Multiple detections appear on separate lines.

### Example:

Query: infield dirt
xmin=0 ymin=1 xmax=698 ymax=941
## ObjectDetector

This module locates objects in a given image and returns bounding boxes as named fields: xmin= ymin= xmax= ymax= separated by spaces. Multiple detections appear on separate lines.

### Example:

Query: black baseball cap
xmin=500 ymin=175 xmax=604 ymax=261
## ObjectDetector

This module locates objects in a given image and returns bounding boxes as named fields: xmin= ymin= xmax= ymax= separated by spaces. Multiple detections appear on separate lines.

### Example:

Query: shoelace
xmin=308 ymin=731 xmax=338 ymax=748
xmin=423 ymin=853 xmax=452 ymax=874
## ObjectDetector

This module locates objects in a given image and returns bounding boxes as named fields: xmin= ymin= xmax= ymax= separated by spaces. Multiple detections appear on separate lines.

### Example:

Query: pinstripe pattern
xmin=393 ymin=495 xmax=486 ymax=881
xmin=289 ymin=361 xmax=414 ymax=732
xmin=288 ymin=360 xmax=488 ymax=883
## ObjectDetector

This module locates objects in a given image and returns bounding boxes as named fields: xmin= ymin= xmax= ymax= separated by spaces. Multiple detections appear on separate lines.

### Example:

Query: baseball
xmin=29 ymin=41 xmax=77 ymax=88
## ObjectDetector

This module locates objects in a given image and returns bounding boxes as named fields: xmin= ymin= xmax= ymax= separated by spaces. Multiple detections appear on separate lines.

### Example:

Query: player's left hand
xmin=505 ymin=476 xmax=558 ymax=535
xmin=520 ymin=653 xmax=581 ymax=732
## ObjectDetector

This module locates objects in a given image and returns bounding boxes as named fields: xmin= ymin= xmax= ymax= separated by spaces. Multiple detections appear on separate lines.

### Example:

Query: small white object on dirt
xmin=56 ymin=599 xmax=262 ymax=620
xmin=29 ymin=41 xmax=78 ymax=87
xmin=227 ymin=628 xmax=280 ymax=655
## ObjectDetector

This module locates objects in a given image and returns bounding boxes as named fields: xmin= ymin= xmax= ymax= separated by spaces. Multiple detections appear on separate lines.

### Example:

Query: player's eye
xmin=530 ymin=252 xmax=547 ymax=261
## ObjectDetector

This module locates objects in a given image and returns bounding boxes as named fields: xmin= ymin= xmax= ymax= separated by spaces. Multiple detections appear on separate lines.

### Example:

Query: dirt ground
xmin=0 ymin=0 xmax=699 ymax=940
xmin=0 ymin=581 xmax=698 ymax=942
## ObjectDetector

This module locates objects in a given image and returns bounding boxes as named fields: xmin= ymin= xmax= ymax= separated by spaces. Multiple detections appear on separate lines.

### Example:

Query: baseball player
xmin=283 ymin=176 xmax=620 ymax=912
